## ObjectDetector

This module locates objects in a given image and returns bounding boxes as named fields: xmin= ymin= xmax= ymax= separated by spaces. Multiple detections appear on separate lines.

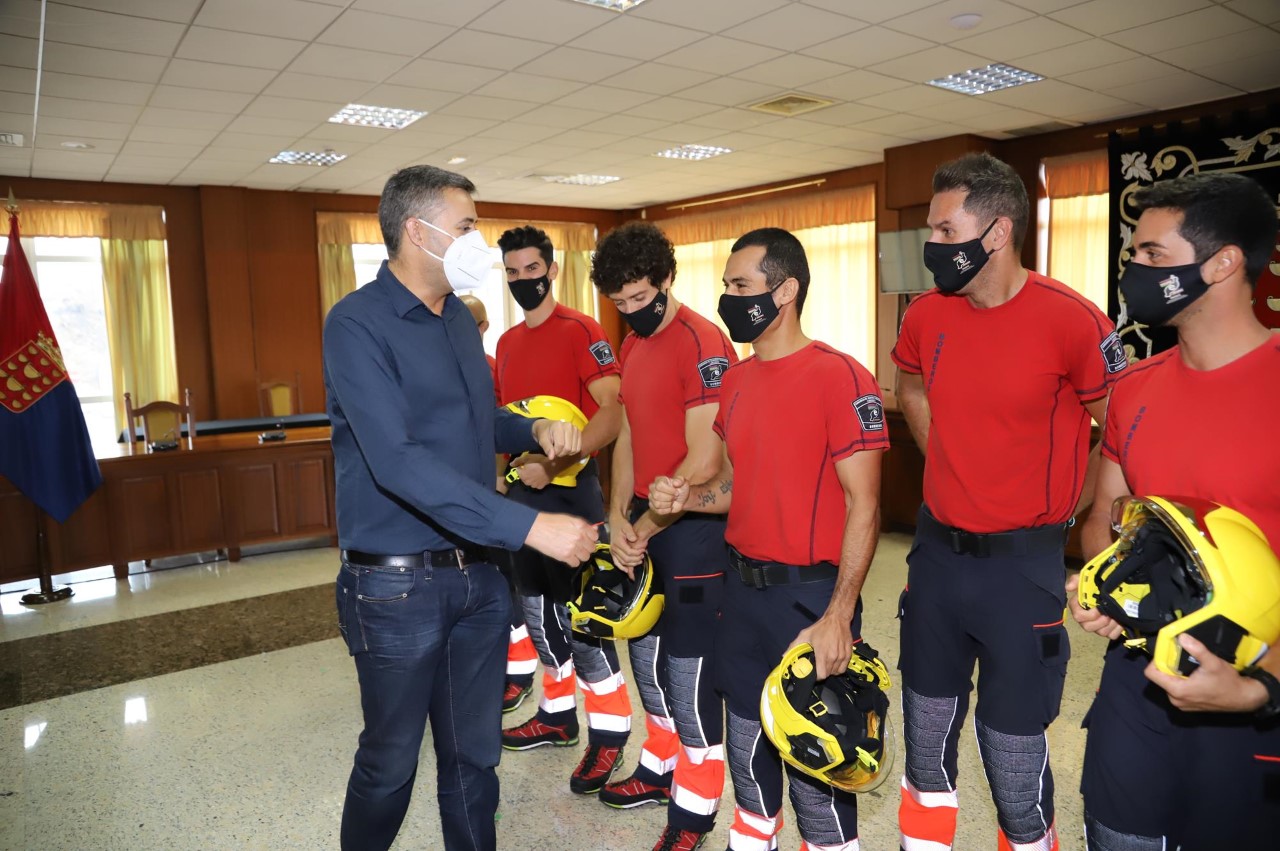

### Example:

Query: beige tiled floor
xmin=0 ymin=533 xmax=1105 ymax=850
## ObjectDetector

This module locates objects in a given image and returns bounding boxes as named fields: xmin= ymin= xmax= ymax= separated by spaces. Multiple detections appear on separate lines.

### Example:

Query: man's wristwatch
xmin=1243 ymin=666 xmax=1280 ymax=718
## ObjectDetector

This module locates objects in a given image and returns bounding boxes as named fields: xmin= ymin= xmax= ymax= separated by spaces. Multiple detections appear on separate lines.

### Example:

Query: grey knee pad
xmin=789 ymin=771 xmax=855 ymax=848
xmin=520 ymin=594 xmax=560 ymax=668
xmin=667 ymin=655 xmax=711 ymax=748
xmin=975 ymin=718 xmax=1055 ymax=844
xmin=628 ymin=632 xmax=671 ymax=718
xmin=1084 ymin=811 xmax=1170 ymax=851
xmin=726 ymin=708 xmax=770 ymax=817
xmin=563 ymin=602 xmax=619 ymax=683
xmin=902 ymin=686 xmax=961 ymax=792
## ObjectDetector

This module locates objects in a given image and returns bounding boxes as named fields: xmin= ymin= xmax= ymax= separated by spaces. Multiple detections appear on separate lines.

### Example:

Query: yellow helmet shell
xmin=503 ymin=395 xmax=589 ymax=487
xmin=568 ymin=543 xmax=664 ymax=640
xmin=760 ymin=642 xmax=895 ymax=793
xmin=1078 ymin=496 xmax=1280 ymax=677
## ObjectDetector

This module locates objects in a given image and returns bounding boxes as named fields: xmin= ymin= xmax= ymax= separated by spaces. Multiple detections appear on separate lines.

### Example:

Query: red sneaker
xmin=501 ymin=717 xmax=579 ymax=751
xmin=653 ymin=827 xmax=707 ymax=850
xmin=502 ymin=681 xmax=532 ymax=714
xmin=569 ymin=743 xmax=624 ymax=794
xmin=599 ymin=774 xmax=671 ymax=809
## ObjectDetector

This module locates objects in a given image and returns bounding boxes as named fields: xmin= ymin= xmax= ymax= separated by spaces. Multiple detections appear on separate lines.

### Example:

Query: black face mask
xmin=718 ymin=288 xmax=779 ymax=343
xmin=621 ymin=289 xmax=668 ymax=337
xmin=1118 ymin=261 xmax=1211 ymax=327
xmin=922 ymin=219 xmax=997 ymax=293
xmin=508 ymin=275 xmax=551 ymax=311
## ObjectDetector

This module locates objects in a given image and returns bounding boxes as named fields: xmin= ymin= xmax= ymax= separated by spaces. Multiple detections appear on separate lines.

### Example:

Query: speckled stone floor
xmin=0 ymin=533 xmax=1103 ymax=850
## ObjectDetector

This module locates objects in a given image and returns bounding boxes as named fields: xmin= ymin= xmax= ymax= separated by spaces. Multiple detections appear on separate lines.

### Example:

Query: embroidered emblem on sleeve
xmin=697 ymin=356 xmax=729 ymax=389
xmin=589 ymin=340 xmax=615 ymax=366
xmin=853 ymin=394 xmax=884 ymax=431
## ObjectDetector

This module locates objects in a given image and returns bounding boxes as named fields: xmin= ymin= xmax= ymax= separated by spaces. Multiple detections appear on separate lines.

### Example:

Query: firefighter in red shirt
xmin=891 ymin=153 xmax=1123 ymax=851
xmin=651 ymin=227 xmax=887 ymax=851
xmin=589 ymin=222 xmax=737 ymax=851
xmin=458 ymin=294 xmax=499 ymax=404
xmin=495 ymin=226 xmax=632 ymax=795
xmin=1069 ymin=172 xmax=1280 ymax=850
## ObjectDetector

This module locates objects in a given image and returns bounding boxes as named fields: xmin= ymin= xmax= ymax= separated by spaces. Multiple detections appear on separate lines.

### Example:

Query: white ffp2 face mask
xmin=415 ymin=218 xmax=495 ymax=292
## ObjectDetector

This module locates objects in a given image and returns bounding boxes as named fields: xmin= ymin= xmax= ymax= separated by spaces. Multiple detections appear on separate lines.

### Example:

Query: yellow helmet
xmin=568 ymin=543 xmax=664 ymax=640
xmin=760 ymin=641 xmax=895 ymax=793
xmin=503 ymin=395 xmax=589 ymax=487
xmin=1078 ymin=496 xmax=1280 ymax=677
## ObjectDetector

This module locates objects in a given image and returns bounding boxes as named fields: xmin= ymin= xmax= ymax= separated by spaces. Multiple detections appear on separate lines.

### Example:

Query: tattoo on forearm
xmin=697 ymin=490 xmax=716 ymax=507
xmin=719 ymin=478 xmax=733 ymax=495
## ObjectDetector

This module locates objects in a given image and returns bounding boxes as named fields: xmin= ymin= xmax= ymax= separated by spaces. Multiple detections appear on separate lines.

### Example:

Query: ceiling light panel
xmin=926 ymin=63 xmax=1044 ymax=95
xmin=269 ymin=150 xmax=347 ymax=166
xmin=541 ymin=174 xmax=621 ymax=185
xmin=328 ymin=104 xmax=427 ymax=130
xmin=566 ymin=0 xmax=651 ymax=12
xmin=653 ymin=144 xmax=733 ymax=160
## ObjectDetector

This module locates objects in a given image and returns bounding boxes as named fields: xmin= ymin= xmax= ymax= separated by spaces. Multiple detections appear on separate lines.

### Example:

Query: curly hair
xmin=590 ymin=221 xmax=677 ymax=295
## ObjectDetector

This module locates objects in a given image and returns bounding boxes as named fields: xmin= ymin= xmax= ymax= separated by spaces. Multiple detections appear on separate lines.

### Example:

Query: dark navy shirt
xmin=323 ymin=262 xmax=539 ymax=554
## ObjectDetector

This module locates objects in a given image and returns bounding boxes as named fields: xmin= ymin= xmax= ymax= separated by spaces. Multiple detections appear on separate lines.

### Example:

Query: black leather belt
xmin=917 ymin=508 xmax=1069 ymax=558
xmin=729 ymin=548 xmax=838 ymax=589
xmin=341 ymin=547 xmax=489 ymax=569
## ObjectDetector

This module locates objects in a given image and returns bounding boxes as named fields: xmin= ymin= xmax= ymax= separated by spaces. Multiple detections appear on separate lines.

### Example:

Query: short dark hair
xmin=498 ymin=225 xmax=555 ymax=269
xmin=378 ymin=165 xmax=476 ymax=258
xmin=729 ymin=227 xmax=811 ymax=316
xmin=932 ymin=152 xmax=1030 ymax=250
xmin=591 ymin=222 xmax=677 ymax=295
xmin=1133 ymin=172 xmax=1277 ymax=286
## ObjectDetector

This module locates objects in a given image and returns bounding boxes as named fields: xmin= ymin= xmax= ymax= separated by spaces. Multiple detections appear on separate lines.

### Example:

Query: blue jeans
xmin=336 ymin=558 xmax=510 ymax=851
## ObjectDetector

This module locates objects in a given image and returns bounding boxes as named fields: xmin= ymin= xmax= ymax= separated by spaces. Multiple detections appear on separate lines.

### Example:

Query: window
xmin=0 ymin=235 xmax=117 ymax=455
xmin=671 ymin=222 xmax=878 ymax=371
xmin=1039 ymin=153 xmax=1110 ymax=311
xmin=351 ymin=243 xmax=387 ymax=288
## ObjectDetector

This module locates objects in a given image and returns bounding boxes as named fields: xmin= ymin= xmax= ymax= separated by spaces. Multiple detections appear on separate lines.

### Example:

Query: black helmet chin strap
xmin=1096 ymin=523 xmax=1206 ymax=635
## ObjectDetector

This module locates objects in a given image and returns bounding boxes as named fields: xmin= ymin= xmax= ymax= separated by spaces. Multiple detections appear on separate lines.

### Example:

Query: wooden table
xmin=0 ymin=427 xmax=336 ymax=584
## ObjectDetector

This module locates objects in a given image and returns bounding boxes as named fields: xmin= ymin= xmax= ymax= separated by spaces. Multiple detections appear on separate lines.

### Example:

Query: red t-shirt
xmin=1102 ymin=336 xmax=1280 ymax=549
xmin=891 ymin=273 xmax=1126 ymax=533
xmin=618 ymin=305 xmax=737 ymax=498
xmin=486 ymin=353 xmax=499 ymax=406
xmin=495 ymin=302 xmax=619 ymax=416
xmin=714 ymin=341 xmax=888 ymax=566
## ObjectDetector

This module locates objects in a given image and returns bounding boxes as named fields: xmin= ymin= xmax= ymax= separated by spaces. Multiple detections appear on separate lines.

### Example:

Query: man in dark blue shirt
xmin=324 ymin=165 xmax=598 ymax=851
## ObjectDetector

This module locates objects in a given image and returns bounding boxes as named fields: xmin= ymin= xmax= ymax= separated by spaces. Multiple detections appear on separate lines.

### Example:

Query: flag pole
xmin=5 ymin=189 xmax=73 ymax=605
xmin=21 ymin=509 xmax=73 ymax=605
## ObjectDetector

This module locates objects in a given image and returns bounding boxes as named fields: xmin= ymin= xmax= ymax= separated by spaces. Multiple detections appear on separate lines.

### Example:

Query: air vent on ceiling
xmin=0 ymin=132 xmax=24 ymax=147
xmin=747 ymin=93 xmax=835 ymax=117
xmin=1003 ymin=120 xmax=1080 ymax=138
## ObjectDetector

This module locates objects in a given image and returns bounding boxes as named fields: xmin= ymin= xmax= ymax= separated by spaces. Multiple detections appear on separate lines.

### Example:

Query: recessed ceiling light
xmin=567 ymin=0 xmax=651 ymax=11
xmin=653 ymin=144 xmax=733 ymax=161
xmin=949 ymin=13 xmax=983 ymax=29
xmin=60 ymin=140 xmax=94 ymax=150
xmin=926 ymin=63 xmax=1043 ymax=95
xmin=269 ymin=149 xmax=347 ymax=166
xmin=328 ymin=104 xmax=426 ymax=130
xmin=447 ymin=156 xmax=467 ymax=165
xmin=540 ymin=174 xmax=621 ymax=186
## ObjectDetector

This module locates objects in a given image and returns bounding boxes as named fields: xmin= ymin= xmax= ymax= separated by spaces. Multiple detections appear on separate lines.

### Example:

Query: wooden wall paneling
xmin=200 ymin=186 xmax=258 ymax=420
xmin=47 ymin=488 xmax=113 ymax=570
xmin=881 ymin=411 xmax=925 ymax=533
xmin=883 ymin=136 xmax=993 ymax=210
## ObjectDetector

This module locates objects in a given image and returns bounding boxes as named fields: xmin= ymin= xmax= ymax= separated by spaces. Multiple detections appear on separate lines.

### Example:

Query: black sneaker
xmin=569 ymin=743 xmax=623 ymax=794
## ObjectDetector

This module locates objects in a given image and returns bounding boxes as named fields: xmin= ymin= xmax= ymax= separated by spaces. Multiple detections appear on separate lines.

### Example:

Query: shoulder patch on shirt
xmin=1100 ymin=331 xmax=1128 ymax=375
xmin=589 ymin=340 xmax=615 ymax=366
xmin=697 ymin=356 xmax=730 ymax=389
xmin=853 ymin=394 xmax=885 ymax=431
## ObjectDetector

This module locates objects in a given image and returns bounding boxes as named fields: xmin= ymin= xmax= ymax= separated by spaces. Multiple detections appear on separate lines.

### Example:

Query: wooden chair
xmin=258 ymin=373 xmax=302 ymax=418
xmin=123 ymin=388 xmax=195 ymax=454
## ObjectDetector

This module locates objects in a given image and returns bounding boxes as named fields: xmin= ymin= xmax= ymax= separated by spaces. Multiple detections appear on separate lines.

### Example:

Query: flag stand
xmin=21 ymin=510 xmax=73 ymax=605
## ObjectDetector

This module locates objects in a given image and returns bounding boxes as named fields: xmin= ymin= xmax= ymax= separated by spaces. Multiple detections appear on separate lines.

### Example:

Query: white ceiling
xmin=0 ymin=0 xmax=1276 ymax=209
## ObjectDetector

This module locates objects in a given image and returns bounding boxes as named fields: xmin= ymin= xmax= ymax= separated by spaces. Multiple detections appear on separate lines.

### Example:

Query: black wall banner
xmin=1108 ymin=112 xmax=1280 ymax=361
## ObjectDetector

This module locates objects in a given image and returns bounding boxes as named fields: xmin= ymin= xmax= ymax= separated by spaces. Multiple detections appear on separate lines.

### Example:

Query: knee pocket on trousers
xmin=1033 ymin=620 xmax=1070 ymax=723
